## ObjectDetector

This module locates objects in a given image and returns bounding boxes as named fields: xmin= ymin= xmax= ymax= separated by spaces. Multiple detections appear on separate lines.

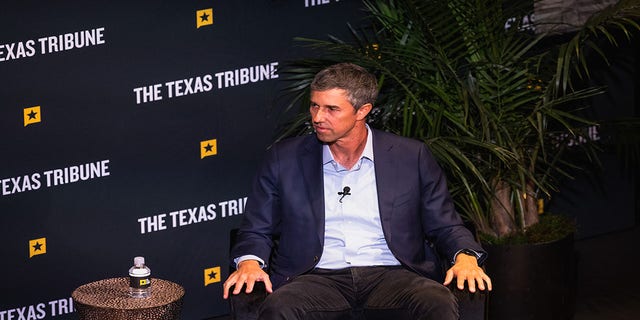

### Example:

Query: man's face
xmin=310 ymin=89 xmax=365 ymax=143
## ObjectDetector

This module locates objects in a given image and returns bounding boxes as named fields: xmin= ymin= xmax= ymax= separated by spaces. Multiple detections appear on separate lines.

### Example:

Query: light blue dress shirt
xmin=316 ymin=126 xmax=401 ymax=269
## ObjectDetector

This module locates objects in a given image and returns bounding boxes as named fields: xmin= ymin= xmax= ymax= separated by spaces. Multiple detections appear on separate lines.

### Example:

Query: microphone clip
xmin=338 ymin=186 xmax=351 ymax=203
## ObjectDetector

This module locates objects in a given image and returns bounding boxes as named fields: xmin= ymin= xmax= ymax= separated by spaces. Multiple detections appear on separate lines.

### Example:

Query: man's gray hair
xmin=311 ymin=63 xmax=378 ymax=110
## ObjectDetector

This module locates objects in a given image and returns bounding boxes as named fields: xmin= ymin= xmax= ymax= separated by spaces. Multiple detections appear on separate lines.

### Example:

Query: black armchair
xmin=228 ymin=229 xmax=488 ymax=320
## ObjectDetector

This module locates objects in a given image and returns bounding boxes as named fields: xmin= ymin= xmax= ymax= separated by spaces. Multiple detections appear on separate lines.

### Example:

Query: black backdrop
xmin=0 ymin=1 xmax=366 ymax=319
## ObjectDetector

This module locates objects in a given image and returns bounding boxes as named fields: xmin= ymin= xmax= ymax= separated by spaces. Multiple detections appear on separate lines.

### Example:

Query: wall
xmin=547 ymin=27 xmax=639 ymax=239
xmin=0 ymin=1 xmax=364 ymax=319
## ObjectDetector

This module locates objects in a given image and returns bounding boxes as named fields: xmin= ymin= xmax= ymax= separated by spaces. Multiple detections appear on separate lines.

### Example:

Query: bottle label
xmin=129 ymin=276 xmax=151 ymax=289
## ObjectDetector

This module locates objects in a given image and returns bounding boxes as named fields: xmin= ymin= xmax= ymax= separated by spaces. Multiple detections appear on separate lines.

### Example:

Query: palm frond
xmin=276 ymin=0 xmax=640 ymax=238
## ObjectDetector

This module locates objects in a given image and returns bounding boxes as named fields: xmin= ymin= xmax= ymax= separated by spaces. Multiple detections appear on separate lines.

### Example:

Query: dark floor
xmin=207 ymin=225 xmax=640 ymax=320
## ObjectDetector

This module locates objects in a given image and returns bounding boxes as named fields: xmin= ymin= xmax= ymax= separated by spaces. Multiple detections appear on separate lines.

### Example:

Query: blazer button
xmin=314 ymin=256 xmax=319 ymax=262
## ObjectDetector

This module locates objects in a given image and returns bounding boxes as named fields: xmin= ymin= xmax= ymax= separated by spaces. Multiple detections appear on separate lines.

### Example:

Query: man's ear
xmin=356 ymin=103 xmax=373 ymax=120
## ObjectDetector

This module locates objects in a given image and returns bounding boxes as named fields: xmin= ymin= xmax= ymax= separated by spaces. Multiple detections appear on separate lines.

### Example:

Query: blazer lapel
xmin=372 ymin=130 xmax=397 ymax=238
xmin=299 ymin=136 xmax=325 ymax=245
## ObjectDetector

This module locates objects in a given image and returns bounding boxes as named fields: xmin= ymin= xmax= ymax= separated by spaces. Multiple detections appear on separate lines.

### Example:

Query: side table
xmin=72 ymin=277 xmax=184 ymax=320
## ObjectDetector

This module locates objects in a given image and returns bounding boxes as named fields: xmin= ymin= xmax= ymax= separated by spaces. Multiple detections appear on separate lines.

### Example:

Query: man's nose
xmin=311 ymin=108 xmax=325 ymax=123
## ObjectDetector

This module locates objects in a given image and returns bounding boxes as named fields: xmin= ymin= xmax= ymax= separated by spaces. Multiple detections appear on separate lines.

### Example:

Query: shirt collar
xmin=322 ymin=125 xmax=374 ymax=166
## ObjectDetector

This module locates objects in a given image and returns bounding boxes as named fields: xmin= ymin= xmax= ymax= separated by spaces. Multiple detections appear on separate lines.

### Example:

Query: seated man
xmin=223 ymin=62 xmax=492 ymax=320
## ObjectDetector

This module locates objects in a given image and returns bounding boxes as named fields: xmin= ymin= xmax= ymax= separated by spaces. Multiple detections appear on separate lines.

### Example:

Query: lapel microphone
xmin=338 ymin=186 xmax=351 ymax=203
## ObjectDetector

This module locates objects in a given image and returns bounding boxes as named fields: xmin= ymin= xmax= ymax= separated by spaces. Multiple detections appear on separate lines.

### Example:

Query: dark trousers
xmin=259 ymin=266 xmax=458 ymax=320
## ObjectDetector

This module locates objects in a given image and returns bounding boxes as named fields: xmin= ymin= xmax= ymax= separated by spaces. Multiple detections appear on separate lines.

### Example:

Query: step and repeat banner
xmin=0 ymin=1 xmax=364 ymax=319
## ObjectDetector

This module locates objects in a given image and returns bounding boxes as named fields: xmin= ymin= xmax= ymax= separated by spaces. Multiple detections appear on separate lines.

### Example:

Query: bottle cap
xmin=134 ymin=256 xmax=145 ymax=267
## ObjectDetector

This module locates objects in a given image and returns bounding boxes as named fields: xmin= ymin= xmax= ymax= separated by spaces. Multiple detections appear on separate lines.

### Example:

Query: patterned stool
xmin=72 ymin=277 xmax=184 ymax=320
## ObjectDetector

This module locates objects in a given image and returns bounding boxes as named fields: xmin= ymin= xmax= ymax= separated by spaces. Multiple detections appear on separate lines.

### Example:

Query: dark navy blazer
xmin=231 ymin=129 xmax=486 ymax=289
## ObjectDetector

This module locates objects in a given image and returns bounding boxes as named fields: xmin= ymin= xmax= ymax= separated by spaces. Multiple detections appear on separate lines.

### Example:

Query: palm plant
xmin=277 ymin=0 xmax=640 ymax=242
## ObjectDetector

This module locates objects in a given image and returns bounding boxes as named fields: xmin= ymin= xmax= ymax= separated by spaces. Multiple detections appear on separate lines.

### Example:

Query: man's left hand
xmin=443 ymin=253 xmax=492 ymax=293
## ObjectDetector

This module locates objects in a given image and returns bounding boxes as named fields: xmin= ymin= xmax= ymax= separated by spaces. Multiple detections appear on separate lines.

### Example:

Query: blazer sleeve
xmin=416 ymin=143 xmax=487 ymax=265
xmin=230 ymin=144 xmax=282 ymax=266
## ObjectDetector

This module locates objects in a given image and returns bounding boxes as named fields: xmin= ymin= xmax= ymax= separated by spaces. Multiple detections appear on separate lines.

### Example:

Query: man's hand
xmin=222 ymin=260 xmax=273 ymax=299
xmin=443 ymin=253 xmax=492 ymax=293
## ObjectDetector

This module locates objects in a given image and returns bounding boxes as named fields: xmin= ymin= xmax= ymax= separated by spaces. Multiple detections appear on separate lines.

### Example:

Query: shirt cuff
xmin=452 ymin=248 xmax=483 ymax=264
xmin=234 ymin=255 xmax=266 ymax=269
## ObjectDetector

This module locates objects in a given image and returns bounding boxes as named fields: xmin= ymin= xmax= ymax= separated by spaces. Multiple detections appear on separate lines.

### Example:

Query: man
xmin=223 ymin=63 xmax=491 ymax=319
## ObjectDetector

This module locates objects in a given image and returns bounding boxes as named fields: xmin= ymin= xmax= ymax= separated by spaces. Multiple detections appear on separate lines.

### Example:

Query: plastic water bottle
xmin=128 ymin=256 xmax=151 ymax=298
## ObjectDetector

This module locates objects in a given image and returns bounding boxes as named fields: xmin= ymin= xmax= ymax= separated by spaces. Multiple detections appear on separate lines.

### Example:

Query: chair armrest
xmin=447 ymin=284 xmax=488 ymax=320
xmin=228 ymin=282 xmax=267 ymax=320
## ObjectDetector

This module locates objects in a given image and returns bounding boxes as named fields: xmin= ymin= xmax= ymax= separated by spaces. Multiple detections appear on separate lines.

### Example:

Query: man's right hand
xmin=222 ymin=260 xmax=273 ymax=299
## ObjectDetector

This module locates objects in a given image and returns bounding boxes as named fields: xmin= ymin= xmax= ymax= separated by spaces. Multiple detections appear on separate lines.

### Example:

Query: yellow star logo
xmin=200 ymin=139 xmax=218 ymax=159
xmin=24 ymin=106 xmax=42 ymax=126
xmin=204 ymin=266 xmax=221 ymax=286
xmin=196 ymin=8 xmax=214 ymax=28
xmin=29 ymin=237 xmax=47 ymax=258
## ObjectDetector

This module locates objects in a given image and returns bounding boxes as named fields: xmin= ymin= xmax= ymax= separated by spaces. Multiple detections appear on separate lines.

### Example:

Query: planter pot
xmin=484 ymin=233 xmax=576 ymax=320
